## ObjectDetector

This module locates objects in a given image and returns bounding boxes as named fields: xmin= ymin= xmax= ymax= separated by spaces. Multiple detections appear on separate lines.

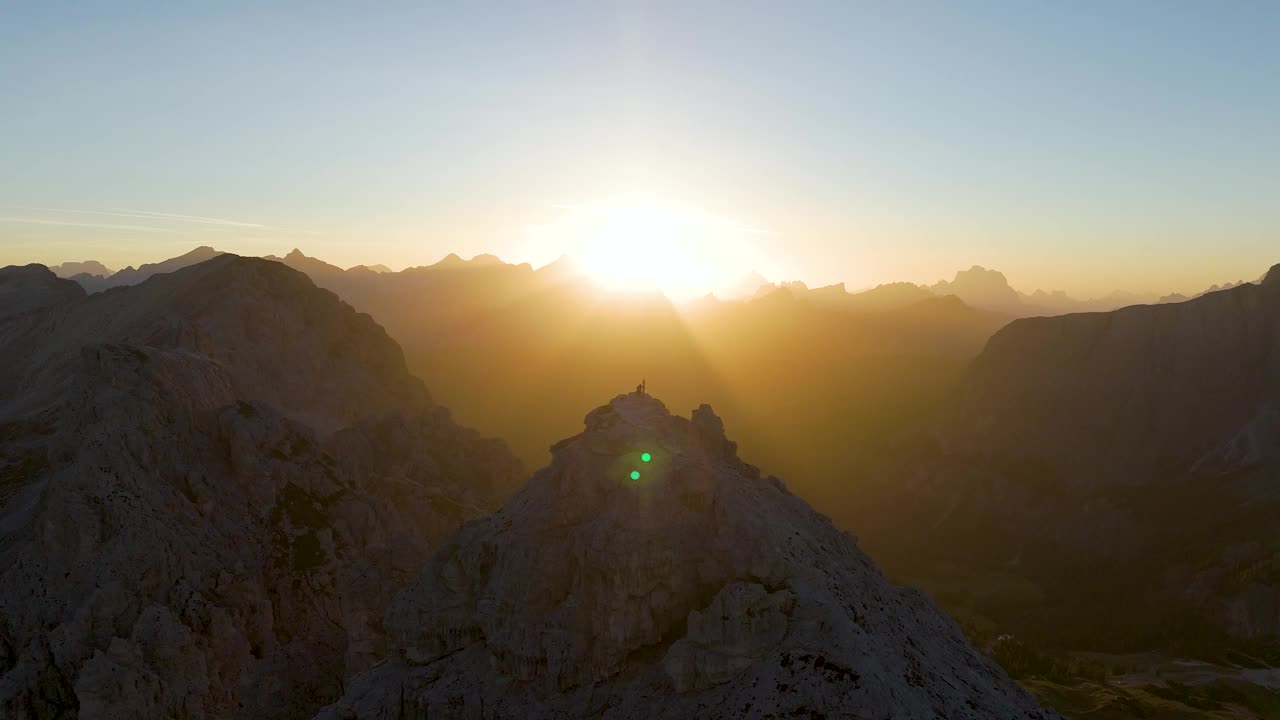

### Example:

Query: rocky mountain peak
xmin=14 ymin=255 xmax=430 ymax=432
xmin=69 ymin=245 xmax=228 ymax=294
xmin=582 ymin=390 xmax=672 ymax=432
xmin=579 ymin=393 xmax=730 ymax=447
xmin=547 ymin=392 xmax=749 ymax=506
xmin=0 ymin=264 xmax=85 ymax=321
xmin=1262 ymin=262 xmax=1280 ymax=288
xmin=469 ymin=253 xmax=502 ymax=265
xmin=0 ymin=253 xmax=523 ymax=719
xmin=48 ymin=260 xmax=115 ymax=279
xmin=962 ymin=264 xmax=1004 ymax=280
xmin=320 ymin=395 xmax=1057 ymax=719
xmin=1 ymin=263 xmax=64 ymax=283
xmin=931 ymin=265 xmax=1023 ymax=313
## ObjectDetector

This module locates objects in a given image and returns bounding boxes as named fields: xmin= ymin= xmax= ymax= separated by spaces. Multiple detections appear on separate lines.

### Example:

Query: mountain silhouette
xmin=48 ymin=260 xmax=115 ymax=279
xmin=262 ymin=248 xmax=346 ymax=283
xmin=0 ymin=264 xmax=85 ymax=321
xmin=0 ymin=256 xmax=522 ymax=718
xmin=66 ymin=245 xmax=1180 ymax=319
xmin=930 ymin=265 xmax=1025 ymax=314
xmin=947 ymin=263 xmax=1280 ymax=483
xmin=853 ymin=262 xmax=1280 ymax=670
xmin=67 ymin=245 xmax=226 ymax=293
xmin=318 ymin=393 xmax=1058 ymax=719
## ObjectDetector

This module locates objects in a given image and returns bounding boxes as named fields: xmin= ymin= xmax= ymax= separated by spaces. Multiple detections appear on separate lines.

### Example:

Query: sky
xmin=1 ymin=1 xmax=1278 ymax=297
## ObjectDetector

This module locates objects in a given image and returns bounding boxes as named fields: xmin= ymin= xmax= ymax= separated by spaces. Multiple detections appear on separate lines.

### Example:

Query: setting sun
xmin=578 ymin=202 xmax=704 ymax=298
xmin=550 ymin=195 xmax=765 ymax=302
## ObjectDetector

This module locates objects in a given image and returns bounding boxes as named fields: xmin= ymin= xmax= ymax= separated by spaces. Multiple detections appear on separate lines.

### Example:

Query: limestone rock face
xmin=0 ymin=256 xmax=523 ymax=719
xmin=318 ymin=394 xmax=1058 ymax=720
xmin=663 ymin=582 xmax=796 ymax=693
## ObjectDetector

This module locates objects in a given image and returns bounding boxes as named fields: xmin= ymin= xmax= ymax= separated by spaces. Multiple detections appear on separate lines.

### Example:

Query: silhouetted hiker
xmin=635 ymin=379 xmax=647 ymax=395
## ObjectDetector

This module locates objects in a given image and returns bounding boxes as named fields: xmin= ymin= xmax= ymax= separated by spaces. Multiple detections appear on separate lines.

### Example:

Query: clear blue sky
xmin=2 ymin=2 xmax=1277 ymax=295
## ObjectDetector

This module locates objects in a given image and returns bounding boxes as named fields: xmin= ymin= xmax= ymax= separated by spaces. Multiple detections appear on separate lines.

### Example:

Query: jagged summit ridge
xmin=567 ymin=392 xmax=742 ymax=468
xmin=319 ymin=394 xmax=1057 ymax=719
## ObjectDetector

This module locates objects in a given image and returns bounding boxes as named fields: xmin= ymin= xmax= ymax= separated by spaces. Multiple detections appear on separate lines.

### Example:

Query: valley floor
xmin=1025 ymin=653 xmax=1280 ymax=719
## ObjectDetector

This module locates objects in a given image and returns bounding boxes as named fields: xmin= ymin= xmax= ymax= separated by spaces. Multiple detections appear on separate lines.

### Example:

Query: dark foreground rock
xmin=318 ymin=394 xmax=1057 ymax=719
xmin=0 ymin=257 xmax=523 ymax=719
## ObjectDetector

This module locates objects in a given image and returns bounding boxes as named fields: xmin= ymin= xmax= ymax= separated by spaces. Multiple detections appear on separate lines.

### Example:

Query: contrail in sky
xmin=108 ymin=208 xmax=321 ymax=235
xmin=0 ymin=216 xmax=172 ymax=233
xmin=18 ymin=206 xmax=320 ymax=235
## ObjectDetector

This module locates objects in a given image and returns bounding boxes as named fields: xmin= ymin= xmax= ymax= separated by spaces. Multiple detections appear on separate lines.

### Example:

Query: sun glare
xmin=548 ymin=194 xmax=765 ymax=302
xmin=579 ymin=203 xmax=702 ymax=298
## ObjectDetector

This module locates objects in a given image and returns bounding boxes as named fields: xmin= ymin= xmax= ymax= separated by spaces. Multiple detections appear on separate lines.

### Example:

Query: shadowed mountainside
xmin=0 ymin=265 xmax=87 ymax=321
xmin=848 ymin=264 xmax=1280 ymax=716
xmin=318 ymin=393 xmax=1058 ymax=720
xmin=0 ymin=257 xmax=522 ymax=719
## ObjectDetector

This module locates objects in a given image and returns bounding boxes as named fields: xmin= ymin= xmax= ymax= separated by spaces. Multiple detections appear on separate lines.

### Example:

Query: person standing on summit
xmin=635 ymin=379 xmax=647 ymax=395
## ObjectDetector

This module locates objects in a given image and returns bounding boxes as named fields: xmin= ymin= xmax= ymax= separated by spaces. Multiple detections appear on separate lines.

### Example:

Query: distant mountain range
xmin=47 ymin=259 xmax=115 ymax=279
xmin=58 ymin=246 xmax=1253 ymax=319
xmin=48 ymin=245 xmax=1259 ymax=509
xmin=752 ymin=264 xmax=1248 ymax=317
xmin=65 ymin=245 xmax=225 ymax=293
xmin=1157 ymin=279 xmax=1252 ymax=304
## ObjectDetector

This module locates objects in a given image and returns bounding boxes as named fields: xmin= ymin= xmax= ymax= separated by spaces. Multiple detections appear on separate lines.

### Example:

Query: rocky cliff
xmin=318 ymin=393 xmax=1058 ymax=719
xmin=0 ymin=256 xmax=523 ymax=719
xmin=853 ymin=263 xmax=1280 ymax=656
xmin=945 ymin=263 xmax=1280 ymax=486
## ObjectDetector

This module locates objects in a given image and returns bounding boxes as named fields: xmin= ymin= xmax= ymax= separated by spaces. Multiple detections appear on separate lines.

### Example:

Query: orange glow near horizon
xmin=539 ymin=194 xmax=771 ymax=303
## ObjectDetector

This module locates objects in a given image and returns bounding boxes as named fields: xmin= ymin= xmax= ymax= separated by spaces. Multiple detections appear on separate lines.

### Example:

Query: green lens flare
xmin=641 ymin=452 xmax=652 ymax=463
xmin=630 ymin=470 xmax=641 ymax=480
